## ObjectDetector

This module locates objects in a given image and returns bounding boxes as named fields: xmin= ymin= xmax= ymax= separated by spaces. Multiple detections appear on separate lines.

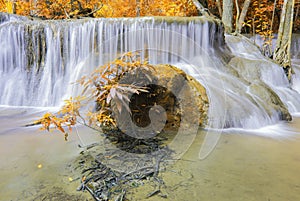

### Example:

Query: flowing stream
xmin=0 ymin=13 xmax=300 ymax=200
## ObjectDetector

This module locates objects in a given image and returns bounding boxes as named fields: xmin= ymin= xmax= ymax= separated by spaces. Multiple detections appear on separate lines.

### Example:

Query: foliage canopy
xmin=1 ymin=0 xmax=299 ymax=34
xmin=0 ymin=0 xmax=198 ymax=19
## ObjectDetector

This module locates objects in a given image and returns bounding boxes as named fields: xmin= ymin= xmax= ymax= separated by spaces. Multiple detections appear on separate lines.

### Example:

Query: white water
xmin=1 ymin=14 xmax=300 ymax=130
xmin=0 ymin=17 xmax=221 ymax=106
xmin=291 ymin=35 xmax=300 ymax=94
xmin=176 ymin=35 xmax=300 ymax=129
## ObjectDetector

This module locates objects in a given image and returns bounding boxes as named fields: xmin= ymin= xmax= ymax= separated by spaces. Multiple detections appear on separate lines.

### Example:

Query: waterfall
xmin=0 ymin=15 xmax=222 ymax=107
xmin=291 ymin=34 xmax=300 ymax=94
xmin=1 ymin=13 xmax=299 ymax=129
xmin=291 ymin=34 xmax=300 ymax=60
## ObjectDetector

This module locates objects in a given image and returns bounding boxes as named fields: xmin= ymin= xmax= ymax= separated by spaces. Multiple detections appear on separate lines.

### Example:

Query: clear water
xmin=0 ymin=106 xmax=98 ymax=200
xmin=0 ymin=107 xmax=299 ymax=201
xmin=147 ymin=119 xmax=300 ymax=201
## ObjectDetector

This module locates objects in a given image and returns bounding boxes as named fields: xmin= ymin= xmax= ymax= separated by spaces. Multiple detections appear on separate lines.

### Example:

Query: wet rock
xmin=249 ymin=83 xmax=292 ymax=121
xmin=228 ymin=56 xmax=292 ymax=122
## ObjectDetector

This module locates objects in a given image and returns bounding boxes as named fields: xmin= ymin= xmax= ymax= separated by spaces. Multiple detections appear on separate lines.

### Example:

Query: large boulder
xmin=110 ymin=64 xmax=209 ymax=139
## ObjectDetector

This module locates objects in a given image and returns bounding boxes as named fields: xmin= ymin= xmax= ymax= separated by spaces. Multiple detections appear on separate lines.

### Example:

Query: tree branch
xmin=215 ymin=0 xmax=222 ymax=16
xmin=234 ymin=0 xmax=240 ymax=33
xmin=191 ymin=0 xmax=210 ymax=17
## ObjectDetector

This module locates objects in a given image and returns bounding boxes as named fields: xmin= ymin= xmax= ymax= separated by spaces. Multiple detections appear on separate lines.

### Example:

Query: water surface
xmin=0 ymin=107 xmax=299 ymax=201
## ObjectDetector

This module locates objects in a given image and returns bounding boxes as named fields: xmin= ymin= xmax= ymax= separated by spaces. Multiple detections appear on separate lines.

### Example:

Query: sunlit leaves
xmin=139 ymin=0 xmax=198 ymax=17
xmin=34 ymin=96 xmax=84 ymax=140
xmin=15 ymin=0 xmax=33 ymax=16
xmin=2 ymin=0 xmax=198 ymax=19
xmin=0 ymin=0 xmax=13 ymax=13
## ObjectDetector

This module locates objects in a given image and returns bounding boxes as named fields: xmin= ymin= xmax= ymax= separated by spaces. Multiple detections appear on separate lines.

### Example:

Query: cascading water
xmin=0 ymin=15 xmax=222 ymax=107
xmin=0 ymin=13 xmax=299 ymax=130
xmin=249 ymin=34 xmax=300 ymax=95
xmin=291 ymin=34 xmax=300 ymax=60
xmin=291 ymin=34 xmax=300 ymax=94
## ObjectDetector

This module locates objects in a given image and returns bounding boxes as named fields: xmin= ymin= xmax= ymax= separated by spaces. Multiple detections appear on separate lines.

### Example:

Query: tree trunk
xmin=234 ymin=0 xmax=240 ymax=33
xmin=237 ymin=0 xmax=251 ymax=33
xmin=215 ymin=0 xmax=222 ymax=16
xmin=136 ymin=0 xmax=140 ymax=17
xmin=270 ymin=0 xmax=277 ymax=32
xmin=12 ymin=0 xmax=16 ymax=14
xmin=191 ymin=0 xmax=210 ymax=17
xmin=222 ymin=0 xmax=233 ymax=33
xmin=273 ymin=0 xmax=295 ymax=79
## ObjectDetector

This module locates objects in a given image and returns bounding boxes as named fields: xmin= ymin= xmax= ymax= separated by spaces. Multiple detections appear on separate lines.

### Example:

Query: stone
xmin=110 ymin=64 xmax=209 ymax=139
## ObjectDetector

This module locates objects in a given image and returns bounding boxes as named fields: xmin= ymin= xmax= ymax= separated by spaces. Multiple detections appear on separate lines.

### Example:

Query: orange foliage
xmin=34 ymin=52 xmax=151 ymax=139
xmin=244 ymin=0 xmax=274 ymax=37
xmin=206 ymin=0 xmax=291 ymax=34
xmin=0 ymin=0 xmax=13 ymax=13
xmin=34 ymin=96 xmax=83 ymax=140
xmin=2 ymin=0 xmax=297 ymax=33
xmin=15 ymin=0 xmax=33 ymax=16
xmin=34 ymin=0 xmax=103 ymax=19
xmin=139 ymin=0 xmax=198 ymax=17
xmin=3 ymin=0 xmax=198 ymax=19
xmin=95 ymin=0 xmax=137 ymax=17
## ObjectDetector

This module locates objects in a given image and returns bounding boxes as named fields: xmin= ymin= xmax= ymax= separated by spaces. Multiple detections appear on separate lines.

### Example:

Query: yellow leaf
xmin=5 ymin=0 xmax=13 ymax=13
